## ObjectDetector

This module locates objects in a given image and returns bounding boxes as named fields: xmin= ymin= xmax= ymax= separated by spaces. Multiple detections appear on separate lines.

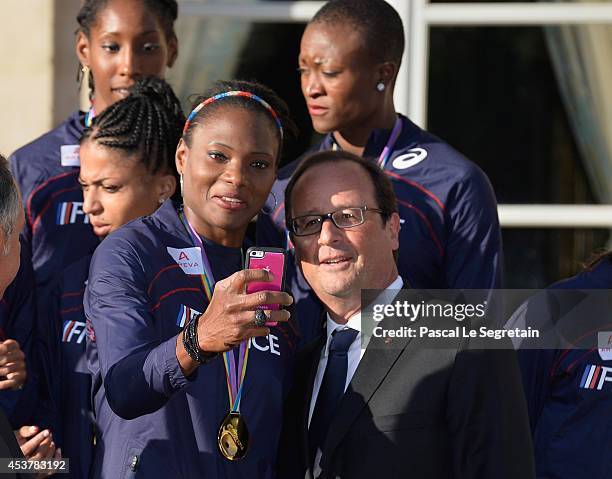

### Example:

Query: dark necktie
xmin=309 ymin=327 xmax=359 ymax=468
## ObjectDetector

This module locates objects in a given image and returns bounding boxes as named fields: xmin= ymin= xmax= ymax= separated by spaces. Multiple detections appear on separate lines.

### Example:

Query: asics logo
xmin=392 ymin=148 xmax=428 ymax=170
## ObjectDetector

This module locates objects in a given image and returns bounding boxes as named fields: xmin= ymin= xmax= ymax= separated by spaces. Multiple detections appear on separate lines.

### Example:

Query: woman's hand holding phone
xmin=195 ymin=268 xmax=292 ymax=352
xmin=244 ymin=247 xmax=288 ymax=326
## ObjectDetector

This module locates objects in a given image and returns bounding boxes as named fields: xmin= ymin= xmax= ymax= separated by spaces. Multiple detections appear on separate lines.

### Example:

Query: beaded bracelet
xmin=182 ymin=314 xmax=217 ymax=365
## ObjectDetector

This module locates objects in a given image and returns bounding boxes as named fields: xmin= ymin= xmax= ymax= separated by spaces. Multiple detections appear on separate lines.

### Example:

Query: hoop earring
xmin=180 ymin=174 xmax=184 ymax=198
xmin=260 ymin=191 xmax=278 ymax=216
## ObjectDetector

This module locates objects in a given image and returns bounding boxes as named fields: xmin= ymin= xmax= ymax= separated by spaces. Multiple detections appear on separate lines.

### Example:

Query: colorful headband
xmin=182 ymin=91 xmax=284 ymax=141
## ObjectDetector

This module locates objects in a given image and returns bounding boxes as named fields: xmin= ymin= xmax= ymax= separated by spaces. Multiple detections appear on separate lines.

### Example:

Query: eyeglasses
xmin=289 ymin=206 xmax=384 ymax=237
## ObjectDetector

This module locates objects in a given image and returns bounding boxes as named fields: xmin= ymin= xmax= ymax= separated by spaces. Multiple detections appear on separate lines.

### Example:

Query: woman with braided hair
xmin=9 ymin=0 xmax=179 ymax=295
xmin=84 ymin=79 xmax=300 ymax=478
xmin=39 ymin=76 xmax=184 ymax=479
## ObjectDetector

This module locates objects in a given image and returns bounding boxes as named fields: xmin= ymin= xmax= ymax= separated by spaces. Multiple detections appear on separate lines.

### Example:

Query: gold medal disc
xmin=218 ymin=412 xmax=249 ymax=461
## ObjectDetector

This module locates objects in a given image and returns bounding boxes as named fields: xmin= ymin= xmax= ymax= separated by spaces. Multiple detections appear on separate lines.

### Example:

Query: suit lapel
xmin=319 ymin=311 xmax=414 ymax=470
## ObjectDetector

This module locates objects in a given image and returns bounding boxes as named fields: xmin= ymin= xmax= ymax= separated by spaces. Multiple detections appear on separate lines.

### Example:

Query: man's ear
xmin=76 ymin=31 xmax=90 ymax=67
xmin=386 ymin=212 xmax=401 ymax=251
xmin=292 ymin=236 xmax=306 ymax=275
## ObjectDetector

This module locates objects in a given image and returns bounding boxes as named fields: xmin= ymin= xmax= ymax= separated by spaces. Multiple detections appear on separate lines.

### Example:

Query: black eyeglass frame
xmin=288 ymin=205 xmax=384 ymax=237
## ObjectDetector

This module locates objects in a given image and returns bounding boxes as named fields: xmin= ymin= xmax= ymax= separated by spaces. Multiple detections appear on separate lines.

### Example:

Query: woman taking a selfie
xmin=85 ymin=80 xmax=299 ymax=478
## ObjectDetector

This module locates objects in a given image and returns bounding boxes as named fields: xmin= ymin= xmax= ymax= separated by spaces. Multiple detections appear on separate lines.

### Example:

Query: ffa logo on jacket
xmin=176 ymin=305 xmax=202 ymax=328
xmin=56 ymin=201 xmax=89 ymax=225
xmin=62 ymin=319 xmax=87 ymax=343
xmin=580 ymin=364 xmax=612 ymax=391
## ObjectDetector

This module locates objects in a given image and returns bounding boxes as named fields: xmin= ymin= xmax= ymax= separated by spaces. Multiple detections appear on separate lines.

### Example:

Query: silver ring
xmin=254 ymin=309 xmax=267 ymax=327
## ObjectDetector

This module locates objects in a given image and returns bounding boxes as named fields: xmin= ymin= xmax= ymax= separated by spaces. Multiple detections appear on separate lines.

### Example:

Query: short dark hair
xmin=182 ymin=80 xmax=297 ymax=167
xmin=0 ymin=154 xmax=21 ymax=253
xmin=284 ymin=150 xmax=398 ymax=233
xmin=310 ymin=0 xmax=405 ymax=67
xmin=77 ymin=0 xmax=178 ymax=40
xmin=80 ymin=76 xmax=184 ymax=199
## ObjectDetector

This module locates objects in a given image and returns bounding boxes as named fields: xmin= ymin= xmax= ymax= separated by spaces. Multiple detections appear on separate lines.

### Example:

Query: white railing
xmin=499 ymin=205 xmax=612 ymax=228
xmin=426 ymin=3 xmax=612 ymax=26
xmin=179 ymin=1 xmax=323 ymax=21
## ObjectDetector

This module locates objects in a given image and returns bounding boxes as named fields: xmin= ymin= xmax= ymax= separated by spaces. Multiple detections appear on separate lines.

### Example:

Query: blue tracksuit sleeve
xmin=85 ymin=236 xmax=190 ymax=420
xmin=445 ymin=163 xmax=502 ymax=289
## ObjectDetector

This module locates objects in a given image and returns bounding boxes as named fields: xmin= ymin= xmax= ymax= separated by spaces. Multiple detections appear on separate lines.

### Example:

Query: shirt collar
xmin=323 ymin=275 xmax=403 ymax=355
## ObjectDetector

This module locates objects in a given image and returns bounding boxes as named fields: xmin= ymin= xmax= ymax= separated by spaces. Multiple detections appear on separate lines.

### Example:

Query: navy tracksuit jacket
xmin=38 ymin=254 xmax=94 ymax=479
xmin=9 ymin=111 xmax=99 ymax=293
xmin=516 ymin=258 xmax=612 ymax=478
xmin=85 ymin=200 xmax=299 ymax=478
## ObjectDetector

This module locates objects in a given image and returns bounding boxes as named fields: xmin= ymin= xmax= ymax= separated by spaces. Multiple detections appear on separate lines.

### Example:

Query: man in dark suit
xmin=278 ymin=150 xmax=535 ymax=478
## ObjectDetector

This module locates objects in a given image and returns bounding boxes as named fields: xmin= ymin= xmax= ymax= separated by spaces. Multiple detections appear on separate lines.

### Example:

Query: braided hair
xmin=80 ymin=76 xmax=185 ymax=198
xmin=76 ymin=0 xmax=178 ymax=40
xmin=182 ymin=80 xmax=297 ymax=167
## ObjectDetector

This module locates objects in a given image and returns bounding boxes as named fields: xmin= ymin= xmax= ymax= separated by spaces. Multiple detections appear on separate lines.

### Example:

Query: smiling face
xmin=290 ymin=161 xmax=400 ymax=308
xmin=176 ymin=106 xmax=279 ymax=247
xmin=76 ymin=0 xmax=177 ymax=114
xmin=79 ymin=140 xmax=175 ymax=237
xmin=299 ymin=21 xmax=383 ymax=135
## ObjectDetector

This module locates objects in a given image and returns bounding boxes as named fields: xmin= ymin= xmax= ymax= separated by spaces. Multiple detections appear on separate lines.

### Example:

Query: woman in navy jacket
xmin=85 ymin=80 xmax=299 ymax=478
xmin=40 ymin=76 xmax=184 ymax=479
xmin=513 ymin=253 xmax=612 ymax=479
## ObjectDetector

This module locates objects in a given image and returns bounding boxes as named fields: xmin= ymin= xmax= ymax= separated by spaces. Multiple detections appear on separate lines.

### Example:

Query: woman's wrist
xmin=176 ymin=315 xmax=217 ymax=376
xmin=183 ymin=314 xmax=217 ymax=364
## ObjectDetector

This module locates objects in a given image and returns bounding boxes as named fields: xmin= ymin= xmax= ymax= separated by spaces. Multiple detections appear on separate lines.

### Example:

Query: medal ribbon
xmin=376 ymin=116 xmax=402 ymax=169
xmin=178 ymin=209 xmax=249 ymax=413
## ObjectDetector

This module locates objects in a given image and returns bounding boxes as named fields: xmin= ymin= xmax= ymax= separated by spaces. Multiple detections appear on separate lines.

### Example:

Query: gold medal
xmin=218 ymin=412 xmax=249 ymax=461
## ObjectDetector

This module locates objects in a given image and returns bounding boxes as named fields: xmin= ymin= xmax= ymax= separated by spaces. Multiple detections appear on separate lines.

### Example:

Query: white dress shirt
xmin=308 ymin=275 xmax=403 ymax=426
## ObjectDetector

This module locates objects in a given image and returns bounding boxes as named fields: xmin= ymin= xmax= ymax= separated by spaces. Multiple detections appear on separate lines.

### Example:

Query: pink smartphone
xmin=245 ymin=247 xmax=287 ymax=326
